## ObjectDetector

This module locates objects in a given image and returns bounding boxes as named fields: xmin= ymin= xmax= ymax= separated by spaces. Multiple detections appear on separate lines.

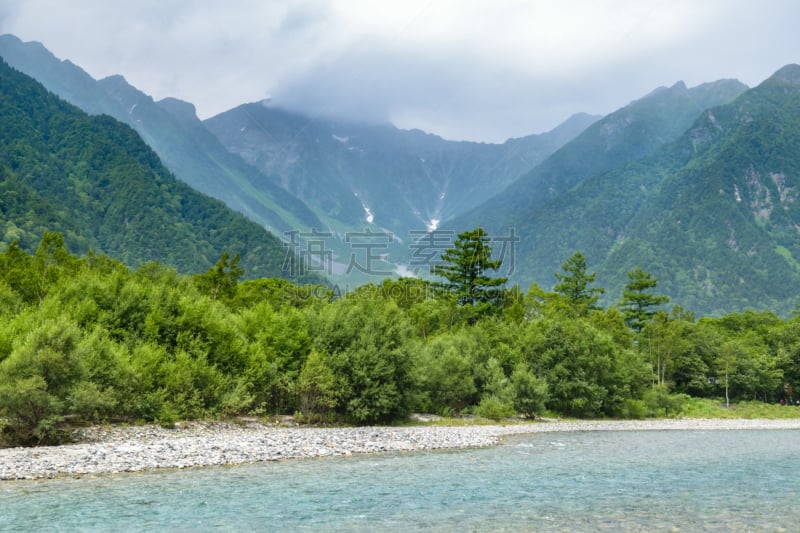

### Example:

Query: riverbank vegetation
xmin=2 ymin=230 xmax=800 ymax=447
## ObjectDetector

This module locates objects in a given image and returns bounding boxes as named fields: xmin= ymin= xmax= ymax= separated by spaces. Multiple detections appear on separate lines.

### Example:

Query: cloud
xmin=268 ymin=0 xmax=720 ymax=139
xmin=1 ymin=0 xmax=799 ymax=142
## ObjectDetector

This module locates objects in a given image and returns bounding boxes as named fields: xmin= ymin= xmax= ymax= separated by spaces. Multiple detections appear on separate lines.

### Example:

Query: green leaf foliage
xmin=309 ymin=298 xmax=415 ymax=424
xmin=0 ymin=237 xmax=798 ymax=447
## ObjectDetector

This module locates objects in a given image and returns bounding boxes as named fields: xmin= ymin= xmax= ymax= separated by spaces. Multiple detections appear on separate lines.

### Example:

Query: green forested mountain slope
xmin=0 ymin=34 xmax=321 ymax=234
xmin=0 ymin=34 xmax=599 ymax=283
xmin=598 ymin=64 xmax=800 ymax=315
xmin=466 ymin=65 xmax=800 ymax=316
xmin=0 ymin=59 xmax=316 ymax=281
xmin=453 ymin=78 xmax=749 ymax=232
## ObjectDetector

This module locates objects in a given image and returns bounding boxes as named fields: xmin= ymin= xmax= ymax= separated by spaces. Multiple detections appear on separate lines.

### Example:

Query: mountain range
xmin=0 ymin=34 xmax=321 ymax=235
xmin=2 ymin=34 xmax=800 ymax=315
xmin=454 ymin=66 xmax=800 ymax=315
xmin=0 ymin=57 xmax=319 ymax=282
xmin=0 ymin=34 xmax=596 ymax=285
xmin=204 ymin=102 xmax=596 ymax=235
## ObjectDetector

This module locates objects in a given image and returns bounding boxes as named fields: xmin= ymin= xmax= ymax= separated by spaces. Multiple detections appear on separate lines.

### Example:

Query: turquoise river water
xmin=1 ymin=429 xmax=799 ymax=531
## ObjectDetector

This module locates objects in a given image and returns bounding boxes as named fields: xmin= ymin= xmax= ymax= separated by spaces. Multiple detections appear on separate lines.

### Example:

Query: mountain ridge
xmin=1 ymin=33 xmax=598 ymax=284
xmin=766 ymin=63 xmax=800 ymax=86
xmin=204 ymin=100 xmax=599 ymax=237
xmin=452 ymin=76 xmax=750 ymax=233
xmin=458 ymin=64 xmax=800 ymax=316
xmin=0 ymin=34 xmax=322 ymax=235
xmin=0 ymin=58 xmax=318 ymax=282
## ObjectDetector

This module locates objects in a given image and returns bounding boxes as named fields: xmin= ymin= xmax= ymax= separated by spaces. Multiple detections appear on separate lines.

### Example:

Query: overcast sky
xmin=1 ymin=0 xmax=798 ymax=142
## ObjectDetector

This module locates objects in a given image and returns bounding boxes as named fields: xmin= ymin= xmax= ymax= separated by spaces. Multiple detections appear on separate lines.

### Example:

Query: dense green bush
xmin=2 ymin=235 xmax=799 ymax=446
xmin=643 ymin=385 xmax=688 ymax=417
xmin=473 ymin=395 xmax=516 ymax=420
xmin=310 ymin=298 xmax=415 ymax=424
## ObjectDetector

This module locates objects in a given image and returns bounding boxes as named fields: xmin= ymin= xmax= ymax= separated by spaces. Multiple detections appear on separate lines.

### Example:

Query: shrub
xmin=643 ymin=385 xmax=687 ymax=417
xmin=511 ymin=363 xmax=549 ymax=418
xmin=473 ymin=395 xmax=516 ymax=421
xmin=621 ymin=398 xmax=648 ymax=419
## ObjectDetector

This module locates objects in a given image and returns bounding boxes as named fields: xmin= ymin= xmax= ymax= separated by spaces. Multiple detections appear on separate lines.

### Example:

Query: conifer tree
xmin=619 ymin=268 xmax=669 ymax=332
xmin=553 ymin=251 xmax=604 ymax=314
xmin=433 ymin=227 xmax=507 ymax=306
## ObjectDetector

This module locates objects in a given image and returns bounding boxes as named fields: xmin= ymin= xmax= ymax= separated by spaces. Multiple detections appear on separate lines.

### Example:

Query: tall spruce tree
xmin=553 ymin=251 xmax=604 ymax=314
xmin=433 ymin=227 xmax=507 ymax=306
xmin=619 ymin=268 xmax=669 ymax=332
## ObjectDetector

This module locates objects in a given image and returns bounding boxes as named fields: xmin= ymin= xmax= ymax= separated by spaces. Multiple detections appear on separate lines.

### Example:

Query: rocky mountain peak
xmin=157 ymin=97 xmax=198 ymax=122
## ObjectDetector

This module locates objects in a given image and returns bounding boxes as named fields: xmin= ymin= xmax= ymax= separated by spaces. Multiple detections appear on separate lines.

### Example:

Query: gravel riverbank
xmin=2 ymin=418 xmax=800 ymax=480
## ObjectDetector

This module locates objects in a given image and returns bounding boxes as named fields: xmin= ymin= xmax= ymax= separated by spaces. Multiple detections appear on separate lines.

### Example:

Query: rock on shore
xmin=2 ymin=418 xmax=800 ymax=480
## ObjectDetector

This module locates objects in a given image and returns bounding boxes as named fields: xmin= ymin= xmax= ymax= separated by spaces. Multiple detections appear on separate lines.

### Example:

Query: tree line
xmin=1 ymin=229 xmax=798 ymax=446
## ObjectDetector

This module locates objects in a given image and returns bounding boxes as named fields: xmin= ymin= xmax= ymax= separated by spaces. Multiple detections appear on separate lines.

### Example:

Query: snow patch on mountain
xmin=394 ymin=264 xmax=417 ymax=278
xmin=354 ymin=193 xmax=374 ymax=224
